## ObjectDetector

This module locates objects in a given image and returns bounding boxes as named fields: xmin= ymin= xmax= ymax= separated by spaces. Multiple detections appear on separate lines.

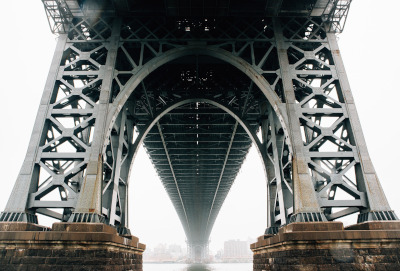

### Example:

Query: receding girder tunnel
xmin=125 ymin=56 xmax=269 ymax=245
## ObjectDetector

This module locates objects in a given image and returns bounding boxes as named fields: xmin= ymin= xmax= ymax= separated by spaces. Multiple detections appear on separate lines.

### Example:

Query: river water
xmin=144 ymin=263 xmax=252 ymax=271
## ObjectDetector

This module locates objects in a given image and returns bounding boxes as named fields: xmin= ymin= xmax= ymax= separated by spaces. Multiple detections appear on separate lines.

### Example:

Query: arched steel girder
xmin=100 ymin=46 xmax=290 ymax=240
xmin=129 ymin=97 xmax=266 ymax=176
xmin=124 ymin=96 xmax=268 ymax=242
xmin=105 ymin=45 xmax=292 ymax=155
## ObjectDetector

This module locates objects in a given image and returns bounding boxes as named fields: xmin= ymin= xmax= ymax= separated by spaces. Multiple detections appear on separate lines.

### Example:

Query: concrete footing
xmin=0 ymin=222 xmax=145 ymax=271
xmin=251 ymin=221 xmax=400 ymax=271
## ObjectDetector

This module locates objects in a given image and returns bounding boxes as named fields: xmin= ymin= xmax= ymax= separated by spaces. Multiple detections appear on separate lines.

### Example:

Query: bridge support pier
xmin=251 ymin=221 xmax=400 ymax=271
xmin=0 ymin=222 xmax=145 ymax=271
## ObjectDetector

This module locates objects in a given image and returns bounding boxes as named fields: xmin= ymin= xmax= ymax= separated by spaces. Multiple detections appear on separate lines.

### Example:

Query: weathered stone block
xmin=252 ymin=221 xmax=400 ymax=271
xmin=385 ymin=263 xmax=400 ymax=271
xmin=0 ymin=222 xmax=144 ymax=271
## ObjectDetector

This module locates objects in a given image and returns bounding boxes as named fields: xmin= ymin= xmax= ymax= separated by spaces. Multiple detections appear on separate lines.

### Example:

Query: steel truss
xmin=42 ymin=0 xmax=74 ymax=34
xmin=42 ymin=0 xmax=353 ymax=35
xmin=1 ymin=13 xmax=397 ymax=249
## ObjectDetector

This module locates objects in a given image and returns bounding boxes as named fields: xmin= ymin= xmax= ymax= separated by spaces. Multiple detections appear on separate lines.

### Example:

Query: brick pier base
xmin=0 ymin=222 xmax=145 ymax=271
xmin=251 ymin=221 xmax=400 ymax=271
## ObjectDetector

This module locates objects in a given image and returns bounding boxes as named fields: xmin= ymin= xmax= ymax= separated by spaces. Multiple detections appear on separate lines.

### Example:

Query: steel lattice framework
xmin=1 ymin=0 xmax=398 ymax=253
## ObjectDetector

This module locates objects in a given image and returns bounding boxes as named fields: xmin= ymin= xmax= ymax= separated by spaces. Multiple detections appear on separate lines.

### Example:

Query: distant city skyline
xmin=143 ymin=238 xmax=254 ymax=263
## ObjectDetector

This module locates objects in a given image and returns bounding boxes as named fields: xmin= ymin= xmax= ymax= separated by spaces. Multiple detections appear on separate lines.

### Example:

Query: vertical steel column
xmin=326 ymin=32 xmax=398 ymax=222
xmin=261 ymin=105 xmax=278 ymax=232
xmin=118 ymin=111 xmax=134 ymax=231
xmin=101 ymin=105 xmax=135 ymax=233
xmin=261 ymin=102 xmax=293 ymax=232
xmin=273 ymin=18 xmax=326 ymax=222
xmin=69 ymin=19 xmax=122 ymax=222
xmin=0 ymin=35 xmax=68 ymax=223
xmin=109 ymin=109 xmax=127 ymax=226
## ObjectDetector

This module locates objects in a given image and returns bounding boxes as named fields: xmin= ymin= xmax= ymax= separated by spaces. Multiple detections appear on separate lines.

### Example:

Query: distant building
xmin=215 ymin=249 xmax=224 ymax=261
xmin=223 ymin=239 xmax=252 ymax=262
xmin=143 ymin=243 xmax=187 ymax=263
xmin=169 ymin=244 xmax=183 ymax=259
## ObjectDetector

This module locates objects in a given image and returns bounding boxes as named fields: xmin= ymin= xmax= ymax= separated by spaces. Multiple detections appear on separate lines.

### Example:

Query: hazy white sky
xmin=0 ymin=0 xmax=399 ymax=254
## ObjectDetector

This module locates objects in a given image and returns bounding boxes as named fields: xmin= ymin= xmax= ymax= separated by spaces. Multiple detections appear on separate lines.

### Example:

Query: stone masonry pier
xmin=251 ymin=221 xmax=400 ymax=271
xmin=0 ymin=222 xmax=145 ymax=271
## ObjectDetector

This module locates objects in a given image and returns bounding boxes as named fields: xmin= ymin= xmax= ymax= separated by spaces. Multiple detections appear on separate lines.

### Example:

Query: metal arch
xmin=127 ymin=97 xmax=267 ymax=178
xmin=105 ymin=45 xmax=292 ymax=155
xmin=100 ymin=45 xmax=288 ymax=236
xmin=121 ymin=96 xmax=269 ymax=242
